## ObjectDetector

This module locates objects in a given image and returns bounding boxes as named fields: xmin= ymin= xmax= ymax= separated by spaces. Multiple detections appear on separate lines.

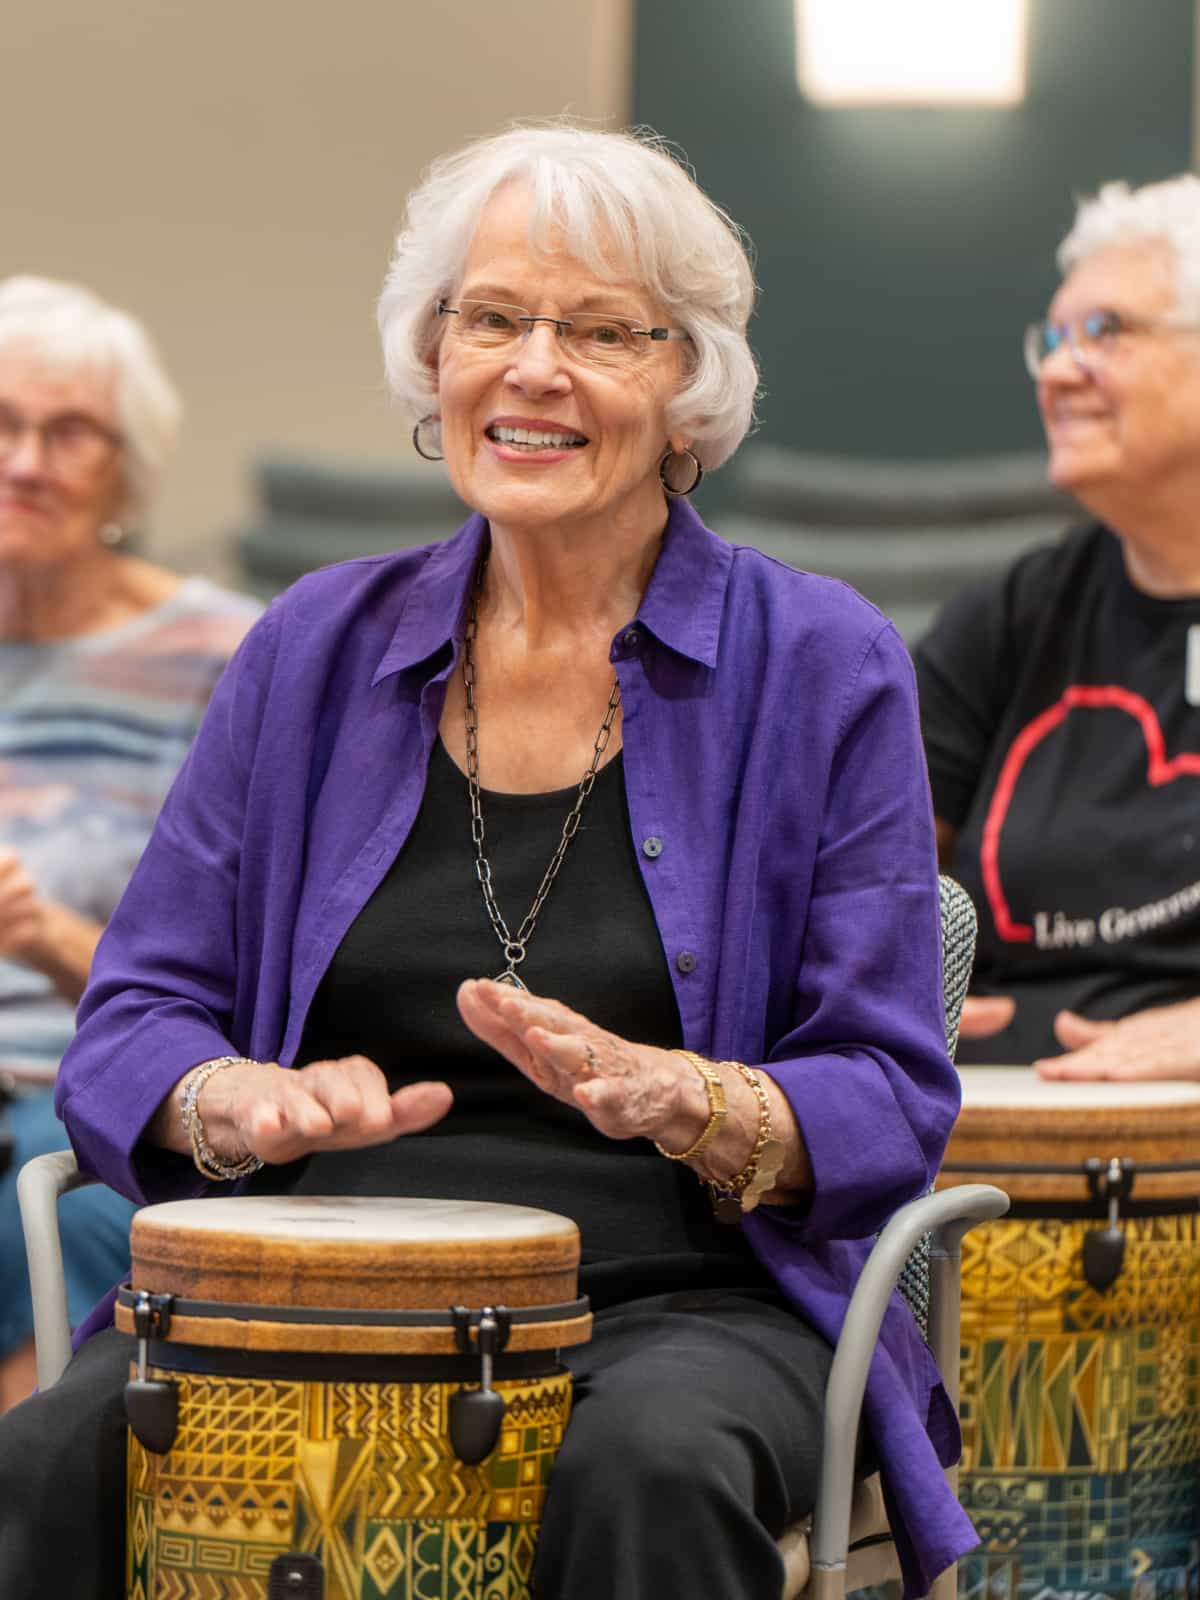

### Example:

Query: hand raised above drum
xmin=1035 ymin=1001 xmax=1200 ymax=1081
xmin=456 ymin=978 xmax=811 ymax=1197
xmin=151 ymin=1055 xmax=454 ymax=1167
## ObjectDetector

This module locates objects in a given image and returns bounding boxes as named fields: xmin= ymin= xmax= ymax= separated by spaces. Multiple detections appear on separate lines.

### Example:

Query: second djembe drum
xmin=113 ymin=1195 xmax=591 ymax=1600
xmin=939 ymin=1068 xmax=1200 ymax=1600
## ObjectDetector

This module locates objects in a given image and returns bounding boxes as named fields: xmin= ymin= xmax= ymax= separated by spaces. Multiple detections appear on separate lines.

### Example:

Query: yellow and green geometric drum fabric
xmin=126 ymin=1368 xmax=572 ymax=1600
xmin=957 ymin=1213 xmax=1200 ymax=1600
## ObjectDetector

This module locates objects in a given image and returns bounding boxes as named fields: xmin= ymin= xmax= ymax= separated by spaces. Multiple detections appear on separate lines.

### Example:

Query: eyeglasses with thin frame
xmin=0 ymin=405 xmax=123 ymax=477
xmin=436 ymin=299 xmax=691 ymax=369
xmin=1023 ymin=307 xmax=1198 ymax=379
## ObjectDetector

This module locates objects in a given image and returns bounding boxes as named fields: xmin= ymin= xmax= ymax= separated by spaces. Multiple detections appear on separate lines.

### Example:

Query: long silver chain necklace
xmin=463 ymin=558 xmax=622 ymax=990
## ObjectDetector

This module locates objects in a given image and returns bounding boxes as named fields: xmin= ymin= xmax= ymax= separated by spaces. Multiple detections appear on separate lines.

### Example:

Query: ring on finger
xmin=581 ymin=1042 xmax=599 ymax=1078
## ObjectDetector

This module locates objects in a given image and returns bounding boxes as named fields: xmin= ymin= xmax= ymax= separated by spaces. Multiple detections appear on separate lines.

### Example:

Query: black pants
xmin=0 ymin=1287 xmax=833 ymax=1600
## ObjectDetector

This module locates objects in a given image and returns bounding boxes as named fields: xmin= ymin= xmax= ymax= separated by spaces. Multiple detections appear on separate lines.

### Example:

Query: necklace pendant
xmin=493 ymin=969 xmax=528 ymax=991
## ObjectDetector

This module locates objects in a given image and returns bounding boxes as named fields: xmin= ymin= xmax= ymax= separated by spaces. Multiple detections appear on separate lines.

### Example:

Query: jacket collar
xmin=370 ymin=516 xmax=488 ymax=685
xmin=635 ymin=496 xmax=730 ymax=670
xmin=370 ymin=496 xmax=731 ymax=685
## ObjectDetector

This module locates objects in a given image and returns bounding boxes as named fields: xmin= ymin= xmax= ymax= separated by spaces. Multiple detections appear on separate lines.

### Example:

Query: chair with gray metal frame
xmin=18 ymin=877 xmax=1006 ymax=1599
xmin=772 ymin=875 xmax=1009 ymax=1599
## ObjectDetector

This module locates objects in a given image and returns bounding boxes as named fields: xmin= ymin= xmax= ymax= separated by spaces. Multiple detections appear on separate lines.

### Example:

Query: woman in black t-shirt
xmin=916 ymin=175 xmax=1200 ymax=1079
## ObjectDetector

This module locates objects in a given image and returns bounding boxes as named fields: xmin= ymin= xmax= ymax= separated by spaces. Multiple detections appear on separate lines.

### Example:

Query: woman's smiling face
xmin=435 ymin=182 xmax=691 ymax=540
xmin=1037 ymin=241 xmax=1200 ymax=512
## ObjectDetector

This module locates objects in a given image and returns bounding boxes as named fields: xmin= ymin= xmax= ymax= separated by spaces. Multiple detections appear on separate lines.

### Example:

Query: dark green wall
xmin=635 ymin=0 xmax=1194 ymax=490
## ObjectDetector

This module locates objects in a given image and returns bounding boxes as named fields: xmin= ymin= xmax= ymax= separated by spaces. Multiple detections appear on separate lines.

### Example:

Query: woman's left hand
xmin=1034 ymin=1000 xmax=1200 ymax=1081
xmin=456 ymin=978 xmax=706 ymax=1147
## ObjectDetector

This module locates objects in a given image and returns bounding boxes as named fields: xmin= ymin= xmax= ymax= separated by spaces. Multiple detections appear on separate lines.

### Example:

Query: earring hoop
xmin=412 ymin=415 xmax=444 ymax=462
xmin=659 ymin=447 xmax=703 ymax=497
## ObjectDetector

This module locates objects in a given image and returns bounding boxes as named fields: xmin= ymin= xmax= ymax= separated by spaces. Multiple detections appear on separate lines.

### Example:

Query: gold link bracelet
xmin=654 ymin=1049 xmax=728 ymax=1160
xmin=708 ymin=1061 xmax=787 ymax=1223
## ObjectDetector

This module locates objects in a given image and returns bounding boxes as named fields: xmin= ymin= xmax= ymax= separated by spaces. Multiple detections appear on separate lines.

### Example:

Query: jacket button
xmin=676 ymin=950 xmax=697 ymax=974
xmin=642 ymin=836 xmax=663 ymax=858
xmin=622 ymin=628 xmax=641 ymax=649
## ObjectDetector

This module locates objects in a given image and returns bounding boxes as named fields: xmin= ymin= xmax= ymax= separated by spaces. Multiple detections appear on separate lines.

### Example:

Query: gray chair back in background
xmin=235 ymin=454 xmax=465 ymax=600
xmin=234 ymin=445 xmax=1072 ymax=644
xmin=721 ymin=444 xmax=1077 ymax=643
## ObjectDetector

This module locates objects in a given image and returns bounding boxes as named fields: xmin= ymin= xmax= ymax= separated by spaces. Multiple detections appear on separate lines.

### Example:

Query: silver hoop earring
xmin=659 ymin=448 xmax=703 ymax=497
xmin=98 ymin=522 xmax=127 ymax=548
xmin=412 ymin=415 xmax=444 ymax=462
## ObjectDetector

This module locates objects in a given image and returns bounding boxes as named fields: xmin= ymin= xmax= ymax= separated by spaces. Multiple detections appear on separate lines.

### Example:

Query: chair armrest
xmin=16 ymin=1149 xmax=96 ymax=1391
xmin=808 ymin=1183 xmax=1009 ymax=1576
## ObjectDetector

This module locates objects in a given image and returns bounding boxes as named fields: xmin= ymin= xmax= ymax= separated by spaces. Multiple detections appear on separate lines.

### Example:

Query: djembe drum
xmin=939 ymin=1068 xmax=1200 ymax=1600
xmin=113 ymin=1195 xmax=591 ymax=1600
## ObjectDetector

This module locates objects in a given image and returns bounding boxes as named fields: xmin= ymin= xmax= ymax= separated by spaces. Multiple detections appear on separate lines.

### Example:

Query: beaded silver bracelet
xmin=179 ymin=1056 xmax=265 ymax=1180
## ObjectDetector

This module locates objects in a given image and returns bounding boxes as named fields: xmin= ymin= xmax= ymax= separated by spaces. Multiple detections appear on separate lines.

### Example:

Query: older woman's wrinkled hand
xmin=457 ymin=980 xmax=812 ymax=1197
xmin=457 ymin=978 xmax=709 ymax=1147
xmin=1034 ymin=1001 xmax=1200 ymax=1081
xmin=153 ymin=1055 xmax=454 ymax=1167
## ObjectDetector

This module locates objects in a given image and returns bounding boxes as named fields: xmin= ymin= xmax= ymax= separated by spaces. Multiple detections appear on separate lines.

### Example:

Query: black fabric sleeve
xmin=912 ymin=575 xmax=1014 ymax=829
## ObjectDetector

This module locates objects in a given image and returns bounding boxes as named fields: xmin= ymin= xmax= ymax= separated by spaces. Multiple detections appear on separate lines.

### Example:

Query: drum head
xmin=940 ymin=1066 xmax=1200 ymax=1202
xmin=127 ymin=1194 xmax=581 ymax=1313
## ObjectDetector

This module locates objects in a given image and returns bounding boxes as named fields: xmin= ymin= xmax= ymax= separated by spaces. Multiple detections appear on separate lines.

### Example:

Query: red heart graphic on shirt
xmin=982 ymin=685 xmax=1200 ymax=942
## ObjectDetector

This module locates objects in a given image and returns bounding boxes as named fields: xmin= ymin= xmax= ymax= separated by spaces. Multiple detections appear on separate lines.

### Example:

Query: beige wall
xmin=5 ymin=0 xmax=632 ymax=578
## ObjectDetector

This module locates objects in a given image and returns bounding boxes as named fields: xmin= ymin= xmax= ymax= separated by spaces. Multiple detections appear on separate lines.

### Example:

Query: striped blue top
xmin=0 ymin=577 xmax=261 ymax=1079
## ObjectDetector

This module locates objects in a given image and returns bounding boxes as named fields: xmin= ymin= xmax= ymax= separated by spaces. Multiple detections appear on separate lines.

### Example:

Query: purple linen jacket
xmin=58 ymin=498 xmax=973 ymax=1591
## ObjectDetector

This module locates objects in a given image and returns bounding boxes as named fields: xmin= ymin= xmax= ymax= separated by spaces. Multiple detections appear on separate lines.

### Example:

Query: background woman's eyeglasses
xmin=437 ymin=299 xmax=691 ymax=370
xmin=0 ymin=406 xmax=122 ymax=477
xmin=1023 ymin=308 xmax=1195 ymax=378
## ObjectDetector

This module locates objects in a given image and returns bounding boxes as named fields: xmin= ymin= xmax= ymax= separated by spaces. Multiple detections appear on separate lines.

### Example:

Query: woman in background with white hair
xmin=0 ymin=276 xmax=260 ymax=1412
xmin=917 ymin=175 xmax=1200 ymax=1079
xmin=0 ymin=128 xmax=965 ymax=1598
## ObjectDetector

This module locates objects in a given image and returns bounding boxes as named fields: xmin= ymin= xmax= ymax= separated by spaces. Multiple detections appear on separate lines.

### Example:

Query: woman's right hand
xmin=152 ymin=1056 xmax=453 ymax=1167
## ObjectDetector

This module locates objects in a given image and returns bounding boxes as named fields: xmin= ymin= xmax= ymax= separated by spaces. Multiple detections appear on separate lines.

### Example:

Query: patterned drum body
xmin=115 ymin=1196 xmax=591 ymax=1600
xmin=940 ymin=1070 xmax=1200 ymax=1600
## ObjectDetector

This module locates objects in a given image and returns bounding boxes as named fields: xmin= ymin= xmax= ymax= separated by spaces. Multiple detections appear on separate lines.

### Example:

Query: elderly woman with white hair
xmin=0 ymin=278 xmax=259 ymax=1414
xmin=0 ymin=128 xmax=965 ymax=1598
xmin=918 ymin=174 xmax=1200 ymax=1079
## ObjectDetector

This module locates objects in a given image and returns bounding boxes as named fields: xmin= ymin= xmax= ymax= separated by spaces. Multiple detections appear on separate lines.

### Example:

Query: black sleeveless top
xmin=250 ymin=739 xmax=767 ymax=1305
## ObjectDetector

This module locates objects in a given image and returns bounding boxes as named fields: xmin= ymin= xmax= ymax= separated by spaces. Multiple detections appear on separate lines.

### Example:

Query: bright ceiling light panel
xmin=797 ymin=0 xmax=1028 ymax=105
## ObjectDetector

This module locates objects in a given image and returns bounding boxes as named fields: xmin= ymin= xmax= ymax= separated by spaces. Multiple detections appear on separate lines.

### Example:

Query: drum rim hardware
xmin=116 ymin=1282 xmax=586 ymax=1329
xmin=114 ymin=1279 xmax=591 ymax=1355
xmin=1081 ymin=1156 xmax=1134 ymax=1293
xmin=125 ymin=1289 xmax=180 ymax=1455
xmin=944 ymin=1155 xmax=1155 ymax=1293
xmin=121 ymin=1285 xmax=559 ymax=1466
xmin=449 ymin=1303 xmax=512 ymax=1463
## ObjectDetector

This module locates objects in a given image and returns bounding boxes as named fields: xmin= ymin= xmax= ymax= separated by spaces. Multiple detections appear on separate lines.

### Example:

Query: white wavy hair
xmin=378 ymin=123 xmax=759 ymax=472
xmin=0 ymin=275 xmax=181 ymax=517
xmin=1059 ymin=175 xmax=1200 ymax=317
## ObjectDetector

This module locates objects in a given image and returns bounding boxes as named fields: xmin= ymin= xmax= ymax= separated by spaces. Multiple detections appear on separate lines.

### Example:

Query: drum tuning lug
xmin=449 ymin=1305 xmax=510 ymax=1464
xmin=1082 ymin=1224 xmax=1126 ymax=1293
xmin=1084 ymin=1155 xmax=1136 ymax=1204
xmin=125 ymin=1289 xmax=179 ymax=1454
xmin=451 ymin=1303 xmax=512 ymax=1355
xmin=1082 ymin=1158 xmax=1131 ymax=1293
